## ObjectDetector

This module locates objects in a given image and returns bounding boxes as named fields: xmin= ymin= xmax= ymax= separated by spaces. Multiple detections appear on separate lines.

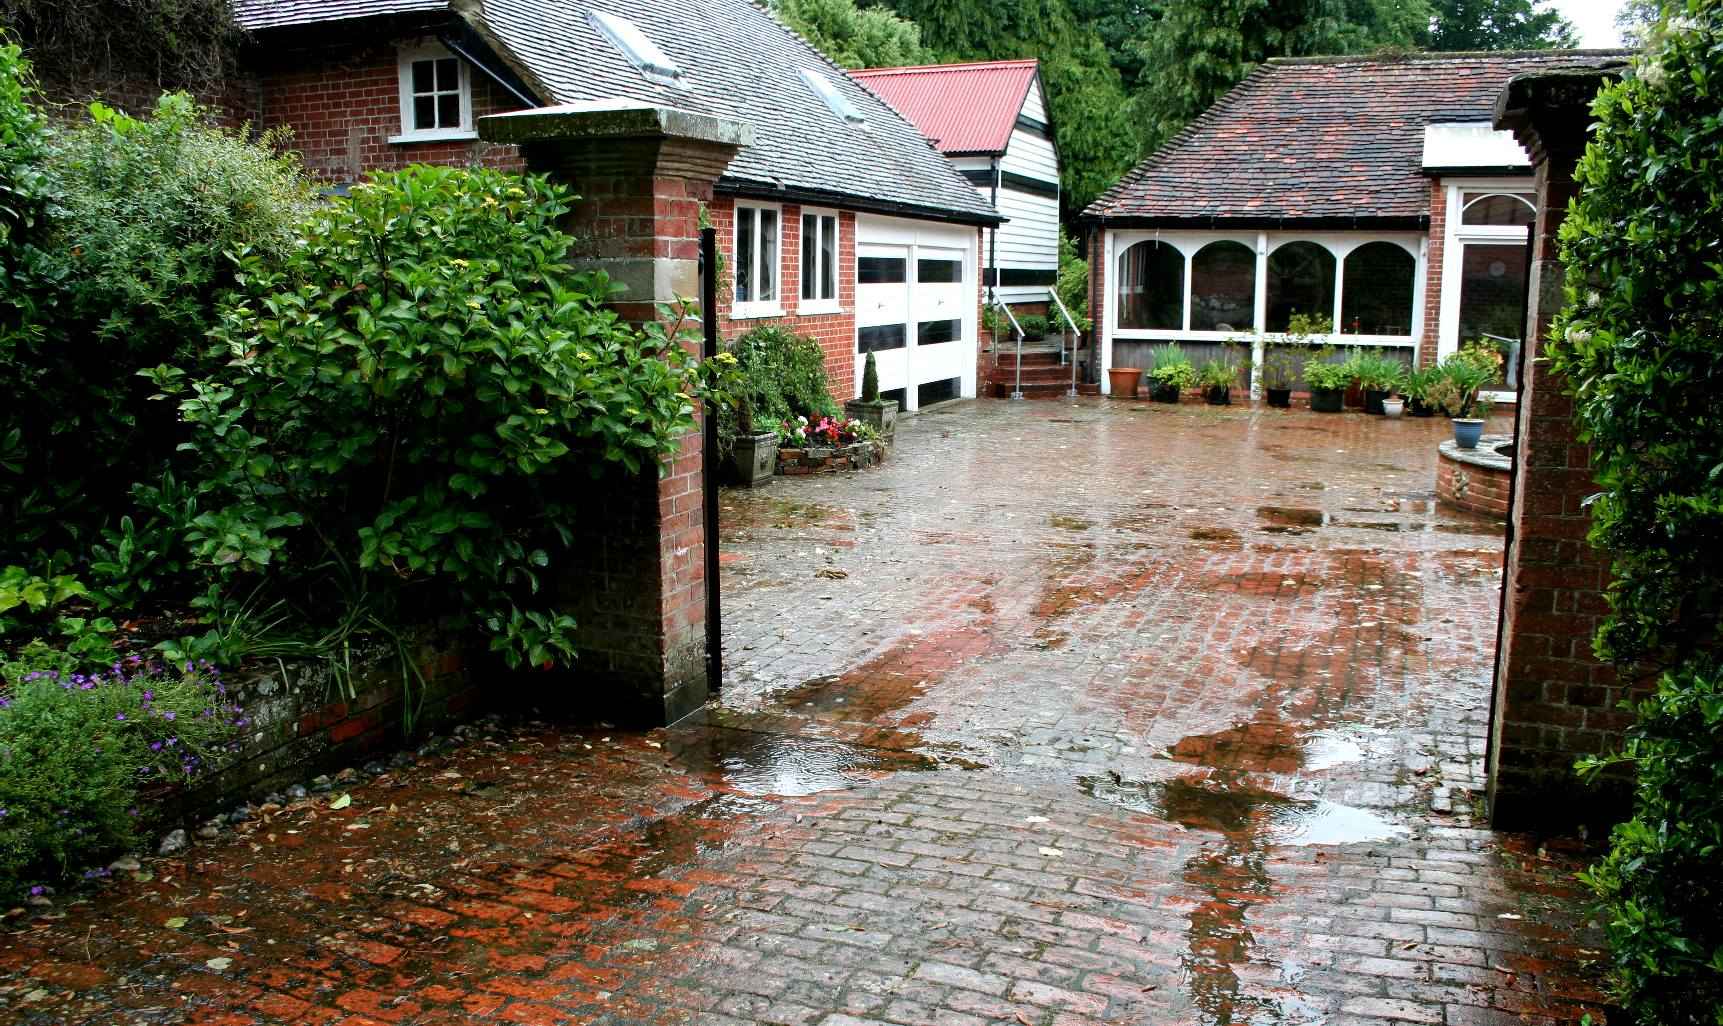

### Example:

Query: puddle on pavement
xmin=1257 ymin=506 xmax=1326 ymax=533
xmin=668 ymin=727 xmax=941 ymax=797
xmin=1160 ymin=721 xmax=1373 ymax=776
xmin=1078 ymin=773 xmax=1406 ymax=846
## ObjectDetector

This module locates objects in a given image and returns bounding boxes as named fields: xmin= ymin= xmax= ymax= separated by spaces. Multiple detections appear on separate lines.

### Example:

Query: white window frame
xmin=732 ymin=202 xmax=784 ymax=319
xmin=1437 ymin=178 xmax=1536 ymax=368
xmin=391 ymin=42 xmax=475 ymax=145
xmin=799 ymin=207 xmax=841 ymax=314
xmin=1099 ymin=228 xmax=1427 ymax=397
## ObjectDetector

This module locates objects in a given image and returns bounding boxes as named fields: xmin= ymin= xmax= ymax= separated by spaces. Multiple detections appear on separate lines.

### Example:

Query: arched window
xmin=1116 ymin=241 xmax=1184 ymax=330
xmin=1340 ymin=242 xmax=1416 ymax=336
xmin=1266 ymin=241 xmax=1336 ymax=332
xmin=1190 ymin=241 xmax=1256 ymax=332
xmin=1461 ymin=192 xmax=1536 ymax=227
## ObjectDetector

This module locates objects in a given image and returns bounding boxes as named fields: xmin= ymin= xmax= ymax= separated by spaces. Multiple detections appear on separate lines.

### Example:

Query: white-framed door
xmin=855 ymin=215 xmax=978 ymax=411
xmin=1437 ymin=179 xmax=1537 ymax=398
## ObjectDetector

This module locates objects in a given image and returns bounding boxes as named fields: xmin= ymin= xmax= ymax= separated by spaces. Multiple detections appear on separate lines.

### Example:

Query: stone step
xmin=989 ymin=379 xmax=1076 ymax=399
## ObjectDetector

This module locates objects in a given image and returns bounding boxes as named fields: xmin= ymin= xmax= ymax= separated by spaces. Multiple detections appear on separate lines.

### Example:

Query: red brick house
xmin=229 ymin=0 xmax=1002 ymax=412
xmin=1081 ymin=51 xmax=1626 ymax=397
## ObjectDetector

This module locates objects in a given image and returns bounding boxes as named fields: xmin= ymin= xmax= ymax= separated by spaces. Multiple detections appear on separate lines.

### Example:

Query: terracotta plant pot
xmin=1108 ymin=366 xmax=1143 ymax=398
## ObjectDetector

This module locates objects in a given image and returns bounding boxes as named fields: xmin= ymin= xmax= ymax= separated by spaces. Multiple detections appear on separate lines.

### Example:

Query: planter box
xmin=844 ymin=398 xmax=898 ymax=442
xmin=778 ymin=440 xmax=885 ymax=476
xmin=730 ymin=432 xmax=779 ymax=487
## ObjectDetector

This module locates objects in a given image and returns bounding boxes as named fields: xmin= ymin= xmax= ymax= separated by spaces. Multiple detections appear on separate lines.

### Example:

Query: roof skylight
xmin=800 ymin=68 xmax=865 ymax=126
xmin=589 ymin=10 xmax=685 ymax=87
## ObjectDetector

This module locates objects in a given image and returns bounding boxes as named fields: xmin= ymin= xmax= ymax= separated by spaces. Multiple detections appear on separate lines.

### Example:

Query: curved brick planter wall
xmin=778 ymin=441 xmax=885 ymax=476
xmin=1436 ymin=435 xmax=1513 ymax=517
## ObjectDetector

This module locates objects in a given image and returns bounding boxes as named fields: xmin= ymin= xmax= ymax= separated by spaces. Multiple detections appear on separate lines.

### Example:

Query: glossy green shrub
xmin=0 ymin=90 xmax=312 ymax=563
xmin=718 ymin=324 xmax=836 ymax=452
xmin=165 ymin=166 xmax=733 ymax=670
xmin=1550 ymin=4 xmax=1723 ymax=1021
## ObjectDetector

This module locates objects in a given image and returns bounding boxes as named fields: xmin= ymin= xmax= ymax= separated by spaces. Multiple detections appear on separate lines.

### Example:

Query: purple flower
xmin=114 ymin=713 xmax=125 ymax=721
xmin=162 ymin=711 xmax=176 ymax=721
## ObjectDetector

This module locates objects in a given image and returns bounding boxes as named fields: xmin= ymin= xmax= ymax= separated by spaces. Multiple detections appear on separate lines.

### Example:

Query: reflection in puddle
xmin=1162 ymin=721 xmax=1373 ymax=775
xmin=669 ymin=727 xmax=941 ymax=797
xmin=1081 ymin=770 xmax=1406 ymax=1025
xmin=1079 ymin=774 xmax=1406 ymax=846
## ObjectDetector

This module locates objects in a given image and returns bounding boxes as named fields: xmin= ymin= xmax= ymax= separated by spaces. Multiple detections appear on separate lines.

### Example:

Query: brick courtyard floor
xmin=2 ymin=398 xmax=1612 ymax=1026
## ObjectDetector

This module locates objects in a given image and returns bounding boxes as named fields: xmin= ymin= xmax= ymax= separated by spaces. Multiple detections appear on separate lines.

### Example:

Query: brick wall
xmin=1436 ymin=457 xmax=1512 ymax=518
xmin=707 ymin=196 xmax=860 ymax=403
xmin=1487 ymin=80 xmax=1630 ymax=830
xmin=163 ymin=639 xmax=477 ymax=823
xmin=1419 ymin=180 xmax=1447 ymax=369
xmin=253 ymin=34 xmax=524 ymax=183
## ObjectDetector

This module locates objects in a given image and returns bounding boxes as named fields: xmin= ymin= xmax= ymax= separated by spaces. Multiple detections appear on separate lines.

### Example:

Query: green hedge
xmin=1550 ymin=4 xmax=1723 ymax=1021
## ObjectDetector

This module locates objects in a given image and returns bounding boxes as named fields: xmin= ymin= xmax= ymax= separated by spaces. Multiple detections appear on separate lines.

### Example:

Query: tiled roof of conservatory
xmin=1084 ymin=50 xmax=1629 ymax=227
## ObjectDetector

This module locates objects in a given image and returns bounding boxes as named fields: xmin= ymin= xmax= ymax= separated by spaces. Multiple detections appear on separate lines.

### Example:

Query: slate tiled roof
xmin=1084 ymin=51 xmax=1629 ymax=226
xmin=232 ymin=0 xmax=1001 ymax=225
xmin=850 ymin=60 xmax=1038 ymax=155
xmin=231 ymin=0 xmax=445 ymax=30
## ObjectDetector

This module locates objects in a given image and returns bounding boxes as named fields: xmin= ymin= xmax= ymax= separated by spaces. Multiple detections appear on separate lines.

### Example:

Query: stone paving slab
xmin=0 ymin=398 xmax=1611 ymax=1026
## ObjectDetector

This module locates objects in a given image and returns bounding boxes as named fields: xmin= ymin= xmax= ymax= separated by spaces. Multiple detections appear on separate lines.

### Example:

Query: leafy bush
xmin=1302 ymin=351 xmax=1351 ymax=392
xmin=718 ymin=325 xmax=836 ymax=452
xmin=166 ymin=166 xmax=731 ymax=670
xmin=1424 ymin=347 xmax=1497 ymax=418
xmin=1147 ymin=343 xmax=1197 ymax=389
xmin=0 ymin=90 xmax=312 ymax=563
xmin=1199 ymin=354 xmax=1244 ymax=389
xmin=1055 ymin=229 xmax=1091 ymax=333
xmin=1549 ymin=6 xmax=1723 ymax=1020
xmin=1349 ymin=351 xmax=1407 ymax=392
xmin=0 ymin=40 xmax=50 ymax=341
xmin=0 ymin=658 xmax=240 ymax=900
xmin=1018 ymin=314 xmax=1049 ymax=339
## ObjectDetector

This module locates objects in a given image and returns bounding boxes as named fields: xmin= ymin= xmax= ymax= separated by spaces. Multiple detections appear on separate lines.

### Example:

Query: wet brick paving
xmin=1 ymin=398 xmax=1612 ymax=1026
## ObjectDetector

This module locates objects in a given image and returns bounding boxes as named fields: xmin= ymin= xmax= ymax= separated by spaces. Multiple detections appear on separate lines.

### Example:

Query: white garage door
xmin=855 ymin=216 xmax=977 ymax=412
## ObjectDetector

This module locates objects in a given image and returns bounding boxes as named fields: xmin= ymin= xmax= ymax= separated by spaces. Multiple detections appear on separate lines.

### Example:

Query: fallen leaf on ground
xmin=164 ymin=917 xmax=188 ymax=930
xmin=328 ymin=794 xmax=351 ymax=810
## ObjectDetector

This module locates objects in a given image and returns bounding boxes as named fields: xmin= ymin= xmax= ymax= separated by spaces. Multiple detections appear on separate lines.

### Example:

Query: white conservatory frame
xmin=1099 ymin=228 xmax=1428 ymax=396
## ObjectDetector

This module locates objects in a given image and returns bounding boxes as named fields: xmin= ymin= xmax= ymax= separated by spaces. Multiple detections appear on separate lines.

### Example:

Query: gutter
xmin=1081 ymin=213 xmax=1430 ymax=232
xmin=718 ymin=179 xmax=1005 ymax=228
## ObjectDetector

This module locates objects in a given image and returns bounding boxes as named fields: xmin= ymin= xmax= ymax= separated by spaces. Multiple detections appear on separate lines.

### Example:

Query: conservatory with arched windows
xmin=1078 ymin=52 xmax=1595 ymax=400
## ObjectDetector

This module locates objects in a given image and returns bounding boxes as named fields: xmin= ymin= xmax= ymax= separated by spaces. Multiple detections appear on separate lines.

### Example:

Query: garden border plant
xmin=1545 ymin=5 xmax=1723 ymax=1022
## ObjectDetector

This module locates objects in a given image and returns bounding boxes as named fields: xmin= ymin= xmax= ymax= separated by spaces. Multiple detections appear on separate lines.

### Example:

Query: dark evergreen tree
xmin=1130 ymin=0 xmax=1427 ymax=155
xmin=1422 ymin=0 xmax=1579 ymax=50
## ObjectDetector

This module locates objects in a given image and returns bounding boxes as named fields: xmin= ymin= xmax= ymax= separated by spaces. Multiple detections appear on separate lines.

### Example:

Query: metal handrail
xmin=1047 ymin=288 xmax=1082 ymax=398
xmin=990 ymin=299 xmax=1027 ymax=400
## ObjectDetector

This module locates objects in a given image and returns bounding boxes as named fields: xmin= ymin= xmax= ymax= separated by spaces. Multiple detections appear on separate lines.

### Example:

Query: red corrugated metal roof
xmin=851 ymin=59 xmax=1038 ymax=155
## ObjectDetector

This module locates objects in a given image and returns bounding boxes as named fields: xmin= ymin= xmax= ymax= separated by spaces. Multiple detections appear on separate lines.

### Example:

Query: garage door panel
xmin=855 ymin=219 xmax=976 ymax=410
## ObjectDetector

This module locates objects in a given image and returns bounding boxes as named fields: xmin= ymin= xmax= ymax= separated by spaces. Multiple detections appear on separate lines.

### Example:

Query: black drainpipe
xmin=988 ymin=158 xmax=1001 ymax=309
xmin=700 ymin=226 xmax=723 ymax=696
xmin=1483 ymin=229 xmax=1538 ymax=777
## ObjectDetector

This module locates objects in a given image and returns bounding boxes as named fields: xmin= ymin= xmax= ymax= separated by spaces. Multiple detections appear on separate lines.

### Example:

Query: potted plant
xmin=1303 ymin=350 xmax=1350 ymax=412
xmin=1108 ymin=364 xmax=1144 ymax=398
xmin=1429 ymin=348 xmax=1498 ymax=448
xmin=1403 ymin=367 xmax=1437 ymax=417
xmin=1336 ymin=349 xmax=1368 ymax=409
xmin=1199 ymin=354 xmax=1242 ymax=405
xmin=1147 ymin=343 xmax=1196 ymax=403
xmin=1261 ymin=345 xmax=1297 ymax=408
xmin=728 ymin=397 xmax=779 ymax=487
xmin=1018 ymin=314 xmax=1049 ymax=341
xmin=844 ymin=351 xmax=898 ymax=442
xmin=1355 ymin=352 xmax=1406 ymax=415
xmin=1381 ymin=393 xmax=1405 ymax=418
